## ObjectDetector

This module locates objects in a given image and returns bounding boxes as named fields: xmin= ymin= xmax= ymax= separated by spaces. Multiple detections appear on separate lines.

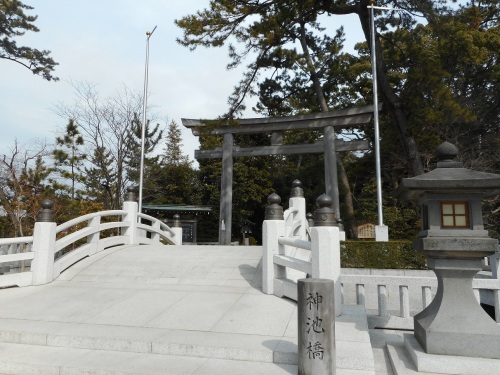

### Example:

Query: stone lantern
xmin=240 ymin=219 xmax=255 ymax=246
xmin=396 ymin=142 xmax=500 ymax=360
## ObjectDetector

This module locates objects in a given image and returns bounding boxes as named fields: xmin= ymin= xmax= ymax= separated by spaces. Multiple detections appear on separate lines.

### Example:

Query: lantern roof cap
xmin=396 ymin=142 xmax=500 ymax=200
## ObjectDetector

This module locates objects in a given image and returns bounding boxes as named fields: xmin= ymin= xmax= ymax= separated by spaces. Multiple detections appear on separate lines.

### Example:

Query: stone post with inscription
xmin=298 ymin=278 xmax=335 ymax=375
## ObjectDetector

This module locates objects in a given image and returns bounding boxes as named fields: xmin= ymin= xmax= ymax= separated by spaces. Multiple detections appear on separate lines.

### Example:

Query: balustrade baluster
xmin=151 ymin=221 xmax=161 ymax=243
xmin=356 ymin=284 xmax=365 ymax=306
xmin=378 ymin=285 xmax=389 ymax=317
xmin=399 ymin=285 xmax=410 ymax=318
xmin=473 ymin=288 xmax=480 ymax=303
xmin=483 ymin=256 xmax=490 ymax=270
xmin=494 ymin=290 xmax=500 ymax=324
xmin=422 ymin=286 xmax=432 ymax=309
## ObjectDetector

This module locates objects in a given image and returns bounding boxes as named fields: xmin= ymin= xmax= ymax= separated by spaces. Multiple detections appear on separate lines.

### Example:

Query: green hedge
xmin=341 ymin=240 xmax=427 ymax=269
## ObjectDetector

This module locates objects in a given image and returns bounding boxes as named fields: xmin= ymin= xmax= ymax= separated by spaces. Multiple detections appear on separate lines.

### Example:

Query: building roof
xmin=142 ymin=204 xmax=212 ymax=215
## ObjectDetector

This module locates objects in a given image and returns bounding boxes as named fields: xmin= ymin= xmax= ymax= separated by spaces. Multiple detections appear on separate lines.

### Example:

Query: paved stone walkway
xmin=0 ymin=244 xmax=378 ymax=375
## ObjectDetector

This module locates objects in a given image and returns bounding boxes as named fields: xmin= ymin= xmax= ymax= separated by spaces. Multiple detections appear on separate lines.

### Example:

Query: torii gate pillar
xmin=219 ymin=133 xmax=233 ymax=245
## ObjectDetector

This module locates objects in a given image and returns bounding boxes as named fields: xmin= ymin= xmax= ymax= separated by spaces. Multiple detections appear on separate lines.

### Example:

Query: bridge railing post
xmin=31 ymin=200 xmax=57 ymax=286
xmin=86 ymin=216 xmax=101 ymax=255
xmin=262 ymin=193 xmax=285 ymax=295
xmin=311 ymin=194 xmax=341 ymax=316
xmin=122 ymin=187 xmax=139 ymax=245
xmin=286 ymin=180 xmax=307 ymax=239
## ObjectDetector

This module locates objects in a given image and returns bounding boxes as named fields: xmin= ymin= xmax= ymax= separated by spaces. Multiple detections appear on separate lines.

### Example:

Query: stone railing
xmin=341 ymin=269 xmax=436 ymax=329
xmin=0 ymin=236 xmax=35 ymax=287
xmin=0 ymin=190 xmax=182 ymax=288
xmin=340 ymin=255 xmax=500 ymax=329
xmin=262 ymin=182 xmax=342 ymax=316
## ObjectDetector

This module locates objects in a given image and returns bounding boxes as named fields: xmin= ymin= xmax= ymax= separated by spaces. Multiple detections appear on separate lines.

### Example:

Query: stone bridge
xmin=0 ymin=244 xmax=377 ymax=375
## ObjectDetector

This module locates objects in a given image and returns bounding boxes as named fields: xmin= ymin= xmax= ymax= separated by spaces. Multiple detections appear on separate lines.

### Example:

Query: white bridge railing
xmin=262 ymin=186 xmax=342 ymax=317
xmin=0 ymin=236 xmax=34 ymax=288
xmin=262 ymin=182 xmax=500 ymax=329
xmin=0 ymin=196 xmax=182 ymax=288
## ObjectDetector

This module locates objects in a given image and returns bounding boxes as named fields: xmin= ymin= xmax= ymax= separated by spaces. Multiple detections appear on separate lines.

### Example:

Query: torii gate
xmin=182 ymin=105 xmax=374 ymax=245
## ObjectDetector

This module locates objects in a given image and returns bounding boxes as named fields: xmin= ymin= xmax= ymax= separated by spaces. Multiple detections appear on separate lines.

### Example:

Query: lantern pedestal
xmin=414 ymin=250 xmax=500 ymax=359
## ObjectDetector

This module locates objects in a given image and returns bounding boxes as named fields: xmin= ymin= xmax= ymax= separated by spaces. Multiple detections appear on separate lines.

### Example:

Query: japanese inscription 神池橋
xmin=298 ymin=279 xmax=335 ymax=375
xmin=306 ymin=292 xmax=325 ymax=359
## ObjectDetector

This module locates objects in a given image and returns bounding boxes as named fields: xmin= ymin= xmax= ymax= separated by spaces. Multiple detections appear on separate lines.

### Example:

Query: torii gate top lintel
xmin=181 ymin=104 xmax=374 ymax=136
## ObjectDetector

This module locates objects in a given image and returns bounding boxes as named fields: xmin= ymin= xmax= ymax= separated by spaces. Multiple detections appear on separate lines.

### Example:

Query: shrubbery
xmin=341 ymin=240 xmax=427 ymax=269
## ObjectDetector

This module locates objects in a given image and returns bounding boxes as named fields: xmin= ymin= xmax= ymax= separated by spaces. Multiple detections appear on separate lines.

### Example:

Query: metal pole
xmin=323 ymin=126 xmax=341 ymax=221
xmin=369 ymin=5 xmax=383 ymax=227
xmin=139 ymin=26 xmax=156 ymax=213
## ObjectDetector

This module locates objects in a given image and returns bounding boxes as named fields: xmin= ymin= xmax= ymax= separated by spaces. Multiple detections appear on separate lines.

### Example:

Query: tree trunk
xmin=299 ymin=22 xmax=356 ymax=226
xmin=0 ymin=190 xmax=23 ymax=237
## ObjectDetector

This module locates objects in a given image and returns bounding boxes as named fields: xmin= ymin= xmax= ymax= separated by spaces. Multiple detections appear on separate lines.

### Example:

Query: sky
xmin=1 ymin=1 xmax=365 ymax=164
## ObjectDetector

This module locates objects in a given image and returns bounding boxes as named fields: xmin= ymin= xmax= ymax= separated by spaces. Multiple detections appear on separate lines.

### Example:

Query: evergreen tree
xmin=147 ymin=120 xmax=201 ymax=205
xmin=176 ymin=1 xmax=500 ymax=240
xmin=52 ymin=119 xmax=87 ymax=200
xmin=174 ymin=0 xmax=430 ymax=175
xmin=336 ymin=1 xmax=500 ymax=238
xmin=0 ymin=0 xmax=58 ymax=80
xmin=163 ymin=120 xmax=190 ymax=166
xmin=125 ymin=112 xmax=163 ymax=185
xmin=83 ymin=146 xmax=116 ymax=209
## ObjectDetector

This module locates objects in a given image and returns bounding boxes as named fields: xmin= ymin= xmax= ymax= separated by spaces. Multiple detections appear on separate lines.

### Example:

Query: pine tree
xmin=52 ymin=119 xmax=87 ymax=200
xmin=163 ymin=120 xmax=190 ymax=166
xmin=175 ymin=0 xmax=429 ymax=175
xmin=0 ymin=0 xmax=58 ymax=80
xmin=146 ymin=120 xmax=201 ymax=205
xmin=83 ymin=146 xmax=116 ymax=209
xmin=125 ymin=113 xmax=163 ymax=185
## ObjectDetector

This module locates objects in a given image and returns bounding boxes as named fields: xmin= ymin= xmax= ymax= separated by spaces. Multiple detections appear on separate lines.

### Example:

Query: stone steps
xmin=0 ymin=342 xmax=297 ymax=375
xmin=0 ymin=305 xmax=375 ymax=375
xmin=0 ymin=319 xmax=296 ymax=365
xmin=0 ymin=340 xmax=373 ymax=375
